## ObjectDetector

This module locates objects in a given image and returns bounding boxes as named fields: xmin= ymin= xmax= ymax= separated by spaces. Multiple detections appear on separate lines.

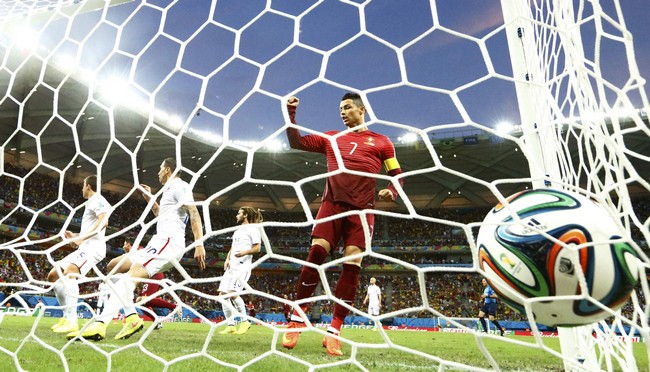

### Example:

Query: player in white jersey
xmin=47 ymin=175 xmax=112 ymax=334
xmin=363 ymin=277 xmax=382 ymax=330
xmin=96 ymin=282 xmax=109 ymax=315
xmin=67 ymin=157 xmax=205 ymax=341
xmin=218 ymin=207 xmax=263 ymax=336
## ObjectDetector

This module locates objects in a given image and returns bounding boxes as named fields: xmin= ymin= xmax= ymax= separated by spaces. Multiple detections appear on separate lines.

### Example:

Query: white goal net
xmin=0 ymin=0 xmax=648 ymax=371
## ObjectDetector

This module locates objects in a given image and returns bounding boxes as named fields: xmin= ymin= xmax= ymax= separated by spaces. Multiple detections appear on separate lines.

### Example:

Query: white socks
xmin=98 ymin=276 xmax=136 ymax=324
xmin=221 ymin=298 xmax=236 ymax=326
xmin=53 ymin=281 xmax=67 ymax=310
xmin=233 ymin=297 xmax=246 ymax=319
xmin=221 ymin=296 xmax=246 ymax=326
xmin=63 ymin=278 xmax=79 ymax=324
xmin=54 ymin=277 xmax=79 ymax=324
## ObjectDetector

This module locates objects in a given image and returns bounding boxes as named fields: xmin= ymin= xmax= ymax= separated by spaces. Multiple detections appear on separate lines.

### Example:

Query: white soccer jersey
xmin=156 ymin=178 xmax=194 ymax=237
xmin=229 ymin=225 xmax=261 ymax=271
xmin=97 ymin=282 xmax=109 ymax=307
xmin=367 ymin=284 xmax=381 ymax=305
xmin=79 ymin=193 xmax=111 ymax=243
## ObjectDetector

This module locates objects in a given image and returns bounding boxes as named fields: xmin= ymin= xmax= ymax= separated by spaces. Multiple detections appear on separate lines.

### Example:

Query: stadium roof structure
xmin=1 ymin=31 xmax=649 ymax=212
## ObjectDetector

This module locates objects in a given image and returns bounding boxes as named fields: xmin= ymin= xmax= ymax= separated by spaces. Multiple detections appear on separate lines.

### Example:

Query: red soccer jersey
xmin=287 ymin=124 xmax=401 ymax=208
xmin=140 ymin=272 xmax=164 ymax=297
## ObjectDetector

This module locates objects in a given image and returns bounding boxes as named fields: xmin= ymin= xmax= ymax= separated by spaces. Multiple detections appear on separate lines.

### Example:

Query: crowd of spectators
xmin=1 ymin=162 xmax=649 ymax=324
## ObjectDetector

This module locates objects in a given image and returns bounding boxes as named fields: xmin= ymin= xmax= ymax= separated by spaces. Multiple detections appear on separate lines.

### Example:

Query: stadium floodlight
xmin=168 ymin=116 xmax=184 ymax=131
xmin=99 ymin=78 xmax=130 ymax=104
xmin=54 ymin=54 xmax=78 ymax=73
xmin=12 ymin=25 xmax=39 ymax=51
xmin=263 ymin=139 xmax=285 ymax=152
xmin=187 ymin=128 xmax=222 ymax=145
xmin=398 ymin=132 xmax=418 ymax=144
xmin=495 ymin=121 xmax=514 ymax=135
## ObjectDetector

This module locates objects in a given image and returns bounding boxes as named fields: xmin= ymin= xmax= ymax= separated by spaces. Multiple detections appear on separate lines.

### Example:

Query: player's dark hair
xmin=84 ymin=175 xmax=97 ymax=192
xmin=341 ymin=92 xmax=365 ymax=108
xmin=240 ymin=206 xmax=263 ymax=223
xmin=162 ymin=157 xmax=177 ymax=172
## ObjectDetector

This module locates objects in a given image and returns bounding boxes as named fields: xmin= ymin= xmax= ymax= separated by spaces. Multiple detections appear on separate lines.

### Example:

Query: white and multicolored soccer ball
xmin=477 ymin=189 xmax=639 ymax=327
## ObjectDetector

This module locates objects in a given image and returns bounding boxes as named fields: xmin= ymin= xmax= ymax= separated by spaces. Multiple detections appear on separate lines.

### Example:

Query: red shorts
xmin=312 ymin=200 xmax=375 ymax=251
xmin=140 ymin=272 xmax=164 ymax=297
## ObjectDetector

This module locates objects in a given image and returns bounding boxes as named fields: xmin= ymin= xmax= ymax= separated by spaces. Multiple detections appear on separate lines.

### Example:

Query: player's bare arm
xmin=224 ymin=250 xmax=231 ymax=270
xmin=234 ymin=243 xmax=261 ymax=258
xmin=64 ymin=211 xmax=108 ymax=248
xmin=140 ymin=184 xmax=160 ymax=216
xmin=186 ymin=204 xmax=205 ymax=270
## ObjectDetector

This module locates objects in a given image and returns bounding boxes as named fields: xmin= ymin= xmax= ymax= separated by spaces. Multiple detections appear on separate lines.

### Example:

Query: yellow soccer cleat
xmin=67 ymin=322 xmax=106 ymax=342
xmin=236 ymin=321 xmax=251 ymax=335
xmin=219 ymin=325 xmax=237 ymax=334
xmin=51 ymin=318 xmax=66 ymax=330
xmin=53 ymin=320 xmax=79 ymax=334
xmin=114 ymin=315 xmax=144 ymax=340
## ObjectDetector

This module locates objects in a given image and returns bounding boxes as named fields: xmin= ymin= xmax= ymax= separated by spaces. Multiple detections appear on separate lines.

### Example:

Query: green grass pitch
xmin=0 ymin=316 xmax=646 ymax=371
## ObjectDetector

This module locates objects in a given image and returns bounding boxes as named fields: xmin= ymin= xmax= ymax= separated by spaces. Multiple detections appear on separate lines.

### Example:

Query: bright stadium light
xmin=168 ymin=115 xmax=184 ymax=131
xmin=100 ymin=78 xmax=130 ymax=103
xmin=263 ymin=139 xmax=285 ymax=152
xmin=54 ymin=54 xmax=78 ymax=73
xmin=496 ymin=121 xmax=514 ymax=135
xmin=398 ymin=132 xmax=418 ymax=144
xmin=12 ymin=26 xmax=39 ymax=51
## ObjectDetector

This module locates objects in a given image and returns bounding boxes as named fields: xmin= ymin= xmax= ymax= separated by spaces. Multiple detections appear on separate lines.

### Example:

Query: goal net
xmin=0 ymin=0 xmax=648 ymax=371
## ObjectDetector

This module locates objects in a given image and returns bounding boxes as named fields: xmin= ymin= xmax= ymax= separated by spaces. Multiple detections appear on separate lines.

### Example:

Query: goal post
xmin=500 ymin=0 xmax=647 ymax=371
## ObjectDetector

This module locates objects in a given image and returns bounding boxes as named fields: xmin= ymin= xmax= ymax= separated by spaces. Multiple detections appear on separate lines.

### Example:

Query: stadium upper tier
xmin=2 ymin=119 xmax=648 ymax=212
xmin=1 ymin=40 xmax=648 ymax=211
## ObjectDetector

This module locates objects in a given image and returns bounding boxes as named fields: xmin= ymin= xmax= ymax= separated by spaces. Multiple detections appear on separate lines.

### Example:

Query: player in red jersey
xmin=136 ymin=272 xmax=177 ymax=330
xmin=106 ymin=240 xmax=176 ymax=330
xmin=281 ymin=92 xmax=403 ymax=356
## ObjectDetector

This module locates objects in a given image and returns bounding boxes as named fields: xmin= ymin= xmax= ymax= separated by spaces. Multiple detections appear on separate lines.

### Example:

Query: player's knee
xmin=47 ymin=269 xmax=59 ymax=282
xmin=63 ymin=265 xmax=80 ymax=278
xmin=343 ymin=246 xmax=363 ymax=265
xmin=312 ymin=238 xmax=331 ymax=253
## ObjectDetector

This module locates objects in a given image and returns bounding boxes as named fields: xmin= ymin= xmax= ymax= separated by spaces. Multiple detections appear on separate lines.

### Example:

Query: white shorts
xmin=218 ymin=267 xmax=251 ymax=293
xmin=130 ymin=235 xmax=185 ymax=277
xmin=57 ymin=241 xmax=106 ymax=276
xmin=368 ymin=303 xmax=380 ymax=316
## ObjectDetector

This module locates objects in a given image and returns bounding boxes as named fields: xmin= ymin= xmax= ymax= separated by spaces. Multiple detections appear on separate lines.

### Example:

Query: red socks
xmin=145 ymin=298 xmax=177 ymax=311
xmin=331 ymin=264 xmax=360 ymax=332
xmin=292 ymin=244 xmax=328 ymax=318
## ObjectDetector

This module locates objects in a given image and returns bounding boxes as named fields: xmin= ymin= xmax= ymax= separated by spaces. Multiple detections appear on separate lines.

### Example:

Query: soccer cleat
xmin=236 ymin=321 xmax=251 ymax=335
xmin=67 ymin=322 xmax=106 ymax=341
xmin=281 ymin=321 xmax=305 ymax=349
xmin=323 ymin=334 xmax=343 ymax=356
xmin=114 ymin=315 xmax=144 ymax=340
xmin=51 ymin=318 xmax=66 ymax=330
xmin=53 ymin=320 xmax=79 ymax=333
xmin=500 ymin=329 xmax=505 ymax=337
xmin=219 ymin=325 xmax=237 ymax=334
xmin=154 ymin=322 xmax=163 ymax=330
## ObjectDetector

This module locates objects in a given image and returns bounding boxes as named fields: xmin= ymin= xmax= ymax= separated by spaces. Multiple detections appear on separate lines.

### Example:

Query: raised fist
xmin=287 ymin=96 xmax=299 ymax=107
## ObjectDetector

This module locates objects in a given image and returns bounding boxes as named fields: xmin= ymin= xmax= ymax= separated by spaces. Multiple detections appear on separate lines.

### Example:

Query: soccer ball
xmin=476 ymin=188 xmax=639 ymax=327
